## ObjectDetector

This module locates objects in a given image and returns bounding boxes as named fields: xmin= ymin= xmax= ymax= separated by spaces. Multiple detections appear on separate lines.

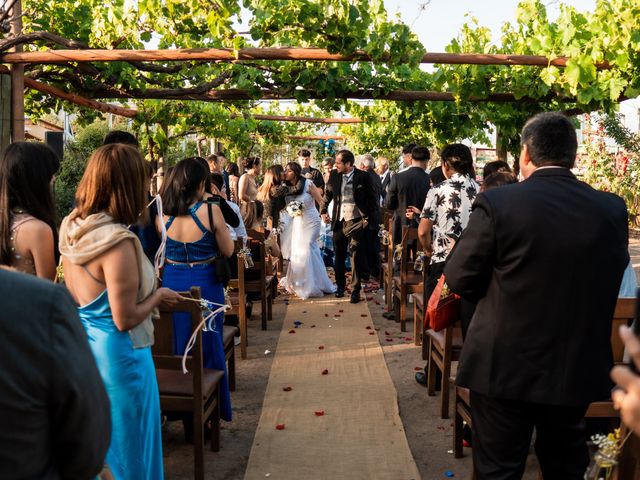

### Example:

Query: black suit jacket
xmin=367 ymin=168 xmax=382 ymax=230
xmin=384 ymin=166 xmax=431 ymax=243
xmin=0 ymin=270 xmax=110 ymax=478
xmin=380 ymin=170 xmax=392 ymax=202
xmin=321 ymin=168 xmax=377 ymax=231
xmin=302 ymin=166 xmax=325 ymax=190
xmin=445 ymin=168 xmax=629 ymax=406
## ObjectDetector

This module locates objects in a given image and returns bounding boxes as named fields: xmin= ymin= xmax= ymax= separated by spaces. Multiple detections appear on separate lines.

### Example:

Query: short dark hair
xmin=521 ymin=112 xmax=577 ymax=168
xmin=210 ymin=172 xmax=224 ymax=191
xmin=402 ymin=143 xmax=417 ymax=155
xmin=225 ymin=162 xmax=239 ymax=177
xmin=297 ymin=148 xmax=311 ymax=158
xmin=441 ymin=143 xmax=474 ymax=176
xmin=411 ymin=146 xmax=430 ymax=162
xmin=215 ymin=151 xmax=226 ymax=159
xmin=322 ymin=156 xmax=334 ymax=166
xmin=336 ymin=149 xmax=355 ymax=166
xmin=429 ymin=165 xmax=446 ymax=186
xmin=482 ymin=171 xmax=518 ymax=191
xmin=206 ymin=153 xmax=218 ymax=165
xmin=102 ymin=130 xmax=139 ymax=148
xmin=482 ymin=160 xmax=512 ymax=179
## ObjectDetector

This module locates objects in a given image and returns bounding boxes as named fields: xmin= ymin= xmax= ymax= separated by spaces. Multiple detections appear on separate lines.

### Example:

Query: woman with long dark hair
xmin=159 ymin=157 xmax=234 ymax=422
xmin=238 ymin=156 xmax=261 ymax=228
xmin=0 ymin=142 xmax=59 ymax=279
xmin=278 ymin=161 xmax=335 ymax=299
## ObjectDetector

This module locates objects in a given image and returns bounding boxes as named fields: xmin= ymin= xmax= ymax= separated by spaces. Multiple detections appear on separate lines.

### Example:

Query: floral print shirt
xmin=420 ymin=172 xmax=479 ymax=264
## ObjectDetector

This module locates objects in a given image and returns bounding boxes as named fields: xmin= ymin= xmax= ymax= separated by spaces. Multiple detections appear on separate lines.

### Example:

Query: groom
xmin=321 ymin=149 xmax=377 ymax=303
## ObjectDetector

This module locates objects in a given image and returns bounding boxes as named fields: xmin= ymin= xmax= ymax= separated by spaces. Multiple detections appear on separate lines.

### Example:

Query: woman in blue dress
xmin=159 ymin=157 xmax=234 ymax=422
xmin=59 ymin=144 xmax=182 ymax=479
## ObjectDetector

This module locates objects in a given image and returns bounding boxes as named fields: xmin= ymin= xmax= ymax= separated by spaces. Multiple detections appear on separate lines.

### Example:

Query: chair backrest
xmin=227 ymin=239 xmax=246 ymax=303
xmin=246 ymin=229 xmax=268 ymax=277
xmin=153 ymin=286 xmax=204 ymax=398
xmin=612 ymin=297 xmax=635 ymax=363
xmin=399 ymin=225 xmax=419 ymax=280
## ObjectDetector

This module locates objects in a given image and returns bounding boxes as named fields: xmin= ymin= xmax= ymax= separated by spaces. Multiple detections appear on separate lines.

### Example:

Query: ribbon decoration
xmin=180 ymin=297 xmax=231 ymax=374
xmin=238 ymin=237 xmax=254 ymax=268
xmin=378 ymin=226 xmax=390 ymax=245
xmin=414 ymin=251 xmax=427 ymax=272
xmin=147 ymin=194 xmax=166 ymax=279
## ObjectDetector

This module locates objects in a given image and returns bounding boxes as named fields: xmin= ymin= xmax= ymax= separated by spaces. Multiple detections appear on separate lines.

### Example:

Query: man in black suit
xmin=298 ymin=148 xmax=325 ymax=192
xmin=357 ymin=154 xmax=383 ymax=282
xmin=321 ymin=149 xmax=377 ymax=303
xmin=445 ymin=112 xmax=629 ymax=479
xmin=0 ymin=269 xmax=111 ymax=478
xmin=384 ymin=145 xmax=431 ymax=245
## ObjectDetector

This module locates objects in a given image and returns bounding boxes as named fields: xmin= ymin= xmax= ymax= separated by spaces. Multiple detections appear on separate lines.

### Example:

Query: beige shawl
xmin=59 ymin=211 xmax=156 ymax=348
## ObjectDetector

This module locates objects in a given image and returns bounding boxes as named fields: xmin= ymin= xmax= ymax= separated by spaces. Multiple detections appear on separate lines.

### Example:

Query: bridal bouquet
xmin=286 ymin=200 xmax=304 ymax=217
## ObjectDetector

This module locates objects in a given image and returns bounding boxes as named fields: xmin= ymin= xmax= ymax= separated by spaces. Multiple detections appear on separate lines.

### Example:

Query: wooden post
xmin=495 ymin=129 xmax=508 ymax=161
xmin=10 ymin=0 xmax=24 ymax=141
xmin=0 ymin=74 xmax=11 ymax=150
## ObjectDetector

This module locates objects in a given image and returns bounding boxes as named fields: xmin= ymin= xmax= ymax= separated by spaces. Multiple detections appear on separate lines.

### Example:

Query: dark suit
xmin=302 ymin=166 xmax=325 ymax=191
xmin=361 ymin=168 xmax=383 ymax=280
xmin=444 ymin=168 xmax=629 ymax=479
xmin=384 ymin=166 xmax=430 ymax=244
xmin=0 ymin=270 xmax=111 ymax=478
xmin=380 ymin=169 xmax=392 ymax=203
xmin=321 ymin=168 xmax=377 ymax=294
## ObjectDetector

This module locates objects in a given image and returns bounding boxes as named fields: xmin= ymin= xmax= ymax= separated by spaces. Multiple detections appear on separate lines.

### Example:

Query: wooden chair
xmin=615 ymin=426 xmax=640 ymax=480
xmin=225 ymin=239 xmax=247 ymax=360
xmin=392 ymin=226 xmax=423 ymax=332
xmin=426 ymin=320 xmax=463 ymax=419
xmin=153 ymin=287 xmax=224 ymax=480
xmin=453 ymin=297 xmax=636 ymax=460
xmin=245 ymin=229 xmax=276 ymax=331
xmin=411 ymin=265 xmax=429 ymax=346
xmin=380 ymin=215 xmax=395 ymax=312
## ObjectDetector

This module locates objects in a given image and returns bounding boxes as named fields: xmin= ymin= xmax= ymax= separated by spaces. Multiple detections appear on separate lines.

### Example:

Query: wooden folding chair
xmin=392 ymin=226 xmax=423 ymax=332
xmin=426 ymin=320 xmax=463 ymax=419
xmin=245 ymin=229 xmax=275 ymax=331
xmin=411 ymin=265 xmax=429 ymax=346
xmin=381 ymin=215 xmax=395 ymax=312
xmin=153 ymin=287 xmax=225 ymax=480
xmin=616 ymin=425 xmax=640 ymax=480
xmin=225 ymin=239 xmax=247 ymax=360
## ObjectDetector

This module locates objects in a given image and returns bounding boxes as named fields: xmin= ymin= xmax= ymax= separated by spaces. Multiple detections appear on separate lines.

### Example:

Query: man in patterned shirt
xmin=414 ymin=143 xmax=479 ymax=386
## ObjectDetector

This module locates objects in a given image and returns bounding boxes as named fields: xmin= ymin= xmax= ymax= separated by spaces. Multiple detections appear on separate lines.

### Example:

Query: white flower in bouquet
xmin=286 ymin=200 xmax=304 ymax=217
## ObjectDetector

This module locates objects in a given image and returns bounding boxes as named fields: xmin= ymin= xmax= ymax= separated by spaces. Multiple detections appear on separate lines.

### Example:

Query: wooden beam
xmin=287 ymin=135 xmax=344 ymax=140
xmin=0 ymin=47 xmax=610 ymax=69
xmin=24 ymin=77 xmax=138 ymax=117
xmin=236 ymin=114 xmax=364 ymax=123
xmin=96 ymin=88 xmax=570 ymax=103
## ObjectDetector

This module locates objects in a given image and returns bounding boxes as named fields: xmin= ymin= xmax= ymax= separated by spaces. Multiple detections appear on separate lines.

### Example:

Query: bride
xmin=279 ymin=162 xmax=336 ymax=299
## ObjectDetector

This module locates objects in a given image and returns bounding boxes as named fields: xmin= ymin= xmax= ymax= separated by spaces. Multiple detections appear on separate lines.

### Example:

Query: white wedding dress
xmin=280 ymin=179 xmax=336 ymax=299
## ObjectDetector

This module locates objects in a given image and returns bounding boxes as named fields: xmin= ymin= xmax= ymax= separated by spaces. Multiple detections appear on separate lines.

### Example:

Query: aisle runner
xmin=244 ymin=296 xmax=421 ymax=480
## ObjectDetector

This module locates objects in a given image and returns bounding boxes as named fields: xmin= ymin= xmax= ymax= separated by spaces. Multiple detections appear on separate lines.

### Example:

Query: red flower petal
xmin=322 ymin=369 xmax=329 ymax=375
xmin=324 ymin=313 xmax=328 ymax=317
xmin=374 ymin=301 xmax=380 ymax=305
xmin=404 ymin=337 xmax=412 ymax=341
xmin=318 ymin=345 xmax=325 ymax=350
xmin=360 ymin=314 xmax=367 ymax=317
xmin=288 ymin=330 xmax=296 ymax=334
xmin=314 ymin=410 xmax=325 ymax=416
xmin=414 ymin=367 xmax=422 ymax=371
xmin=283 ymin=386 xmax=293 ymax=391
xmin=338 ymin=310 xmax=344 ymax=313
xmin=374 ymin=327 xmax=380 ymax=331
xmin=384 ymin=331 xmax=391 ymax=336
xmin=366 ymin=296 xmax=373 ymax=301
xmin=385 ymin=338 xmax=393 ymax=342
xmin=334 ymin=314 xmax=341 ymax=317
xmin=365 ymin=326 xmax=372 ymax=330
xmin=369 ymin=332 xmax=375 ymax=335
xmin=276 ymin=424 xmax=286 ymax=430
xmin=311 ymin=325 xmax=316 ymax=328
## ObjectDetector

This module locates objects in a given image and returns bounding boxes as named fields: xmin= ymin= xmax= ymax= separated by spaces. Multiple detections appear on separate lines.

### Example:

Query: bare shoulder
xmin=19 ymin=217 xmax=52 ymax=237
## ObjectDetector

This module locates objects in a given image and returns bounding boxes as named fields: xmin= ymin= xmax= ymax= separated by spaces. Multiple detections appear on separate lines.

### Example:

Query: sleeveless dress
xmin=78 ymin=290 xmax=163 ymax=480
xmin=7 ymin=213 xmax=37 ymax=275
xmin=280 ymin=180 xmax=336 ymax=299
xmin=161 ymin=202 xmax=232 ymax=421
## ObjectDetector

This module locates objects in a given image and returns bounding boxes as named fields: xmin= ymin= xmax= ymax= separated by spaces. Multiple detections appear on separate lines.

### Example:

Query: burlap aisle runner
xmin=244 ymin=296 xmax=421 ymax=480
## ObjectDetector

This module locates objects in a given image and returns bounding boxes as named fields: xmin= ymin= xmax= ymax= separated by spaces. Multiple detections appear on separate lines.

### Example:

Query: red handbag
xmin=424 ymin=274 xmax=461 ymax=331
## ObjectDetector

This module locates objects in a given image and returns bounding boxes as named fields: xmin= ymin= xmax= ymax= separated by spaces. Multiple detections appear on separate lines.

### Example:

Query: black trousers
xmin=469 ymin=391 xmax=589 ymax=480
xmin=359 ymin=227 xmax=381 ymax=281
xmin=333 ymin=220 xmax=365 ymax=294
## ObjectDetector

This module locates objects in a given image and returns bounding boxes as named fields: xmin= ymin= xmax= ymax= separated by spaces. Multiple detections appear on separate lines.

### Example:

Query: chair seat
xmin=245 ymin=275 xmax=275 ymax=289
xmin=425 ymin=328 xmax=463 ymax=350
xmin=223 ymin=325 xmax=238 ymax=350
xmin=156 ymin=368 xmax=224 ymax=398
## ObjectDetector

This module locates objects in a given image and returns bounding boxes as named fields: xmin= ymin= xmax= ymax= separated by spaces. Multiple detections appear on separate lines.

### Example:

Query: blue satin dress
xmin=161 ymin=202 xmax=232 ymax=421
xmin=78 ymin=290 xmax=163 ymax=480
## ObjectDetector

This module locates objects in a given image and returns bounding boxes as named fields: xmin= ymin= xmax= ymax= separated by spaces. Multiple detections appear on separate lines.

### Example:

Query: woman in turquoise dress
xmin=59 ymin=144 xmax=182 ymax=479
xmin=159 ymin=157 xmax=234 ymax=421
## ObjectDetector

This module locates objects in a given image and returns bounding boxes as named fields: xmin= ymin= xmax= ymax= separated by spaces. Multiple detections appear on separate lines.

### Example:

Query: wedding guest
xmin=357 ymin=154 xmax=382 ymax=284
xmin=445 ymin=112 xmax=628 ymax=478
xmin=0 ymin=268 xmax=111 ymax=479
xmin=612 ymin=325 xmax=640 ymax=436
xmin=429 ymin=165 xmax=446 ymax=187
xmin=211 ymin=172 xmax=246 ymax=243
xmin=376 ymin=156 xmax=392 ymax=203
xmin=0 ymin=141 xmax=59 ymax=280
xmin=298 ymin=148 xmax=324 ymax=191
xmin=193 ymin=157 xmax=240 ymax=228
xmin=238 ymin=156 xmax=261 ymax=228
xmin=159 ymin=157 xmax=234 ymax=423
xmin=59 ymin=143 xmax=182 ymax=479
xmin=257 ymin=164 xmax=305 ymax=230
xmin=482 ymin=159 xmax=512 ymax=180
xmin=413 ymin=143 xmax=478 ymax=381
xmin=226 ymin=162 xmax=240 ymax=203
xmin=480 ymin=171 xmax=518 ymax=192
xmin=398 ymin=142 xmax=416 ymax=172
xmin=322 ymin=157 xmax=334 ymax=185
xmin=102 ymin=130 xmax=138 ymax=147
xmin=207 ymin=152 xmax=230 ymax=195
